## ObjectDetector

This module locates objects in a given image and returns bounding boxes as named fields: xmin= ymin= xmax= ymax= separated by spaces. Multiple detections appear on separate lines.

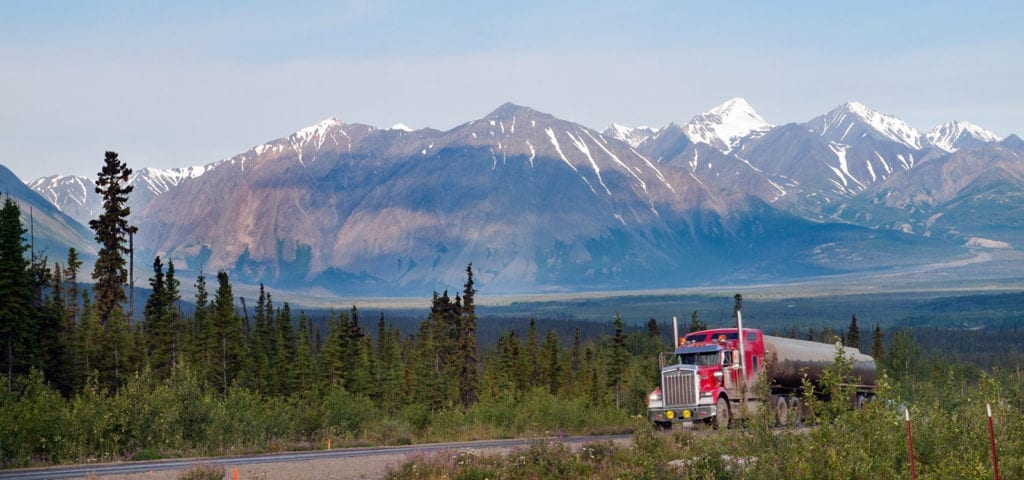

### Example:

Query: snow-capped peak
xmin=683 ymin=97 xmax=771 ymax=152
xmin=925 ymin=120 xmax=1001 ymax=152
xmin=130 ymin=166 xmax=210 ymax=196
xmin=389 ymin=123 xmax=414 ymax=132
xmin=825 ymin=102 xmax=923 ymax=149
xmin=294 ymin=117 xmax=342 ymax=144
xmin=602 ymin=123 xmax=658 ymax=148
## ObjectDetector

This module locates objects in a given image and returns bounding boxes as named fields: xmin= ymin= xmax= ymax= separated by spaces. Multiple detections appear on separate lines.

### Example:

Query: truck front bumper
xmin=648 ymin=404 xmax=717 ymax=423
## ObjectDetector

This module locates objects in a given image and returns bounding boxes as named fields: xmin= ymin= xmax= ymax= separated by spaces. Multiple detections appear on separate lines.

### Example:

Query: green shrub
xmin=322 ymin=386 xmax=377 ymax=438
xmin=0 ymin=370 xmax=67 ymax=467
xmin=178 ymin=463 xmax=225 ymax=480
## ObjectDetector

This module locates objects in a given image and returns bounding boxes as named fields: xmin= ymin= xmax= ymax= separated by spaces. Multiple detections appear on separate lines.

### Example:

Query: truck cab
xmin=648 ymin=328 xmax=766 ymax=429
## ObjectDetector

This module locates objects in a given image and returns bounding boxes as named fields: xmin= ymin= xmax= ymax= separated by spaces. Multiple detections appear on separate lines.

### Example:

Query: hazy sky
xmin=3 ymin=1 xmax=1022 ymax=181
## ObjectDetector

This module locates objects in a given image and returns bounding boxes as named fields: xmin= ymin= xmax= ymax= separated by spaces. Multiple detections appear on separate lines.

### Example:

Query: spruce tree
xmin=343 ymin=306 xmax=369 ymax=396
xmin=847 ymin=314 xmax=860 ymax=349
xmin=457 ymin=263 xmax=479 ymax=409
xmin=0 ymin=196 xmax=32 ymax=392
xmin=607 ymin=313 xmax=627 ymax=409
xmin=374 ymin=313 xmax=404 ymax=413
xmin=525 ymin=317 xmax=538 ymax=386
xmin=293 ymin=310 xmax=317 ymax=392
xmin=871 ymin=324 xmax=884 ymax=364
xmin=190 ymin=272 xmax=212 ymax=385
xmin=251 ymin=284 xmax=272 ymax=392
xmin=89 ymin=151 xmax=135 ymax=326
xmin=540 ymin=330 xmax=561 ymax=395
xmin=143 ymin=256 xmax=172 ymax=379
xmin=164 ymin=260 xmax=182 ymax=376
xmin=272 ymin=303 xmax=296 ymax=396
xmin=496 ymin=330 xmax=522 ymax=393
xmin=212 ymin=271 xmax=242 ymax=392
xmin=568 ymin=327 xmax=582 ymax=375
xmin=689 ymin=310 xmax=706 ymax=333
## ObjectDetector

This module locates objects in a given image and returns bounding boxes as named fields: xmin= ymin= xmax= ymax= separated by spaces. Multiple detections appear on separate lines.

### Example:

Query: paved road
xmin=0 ymin=434 xmax=633 ymax=479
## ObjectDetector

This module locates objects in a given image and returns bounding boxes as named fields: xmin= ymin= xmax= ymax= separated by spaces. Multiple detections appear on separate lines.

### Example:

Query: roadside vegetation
xmin=387 ymin=345 xmax=1024 ymax=480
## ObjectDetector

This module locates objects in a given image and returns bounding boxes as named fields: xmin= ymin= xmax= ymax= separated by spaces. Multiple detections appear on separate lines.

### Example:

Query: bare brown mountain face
xmin=26 ymin=99 xmax=1020 ymax=295
xmin=139 ymin=104 xmax=734 ymax=293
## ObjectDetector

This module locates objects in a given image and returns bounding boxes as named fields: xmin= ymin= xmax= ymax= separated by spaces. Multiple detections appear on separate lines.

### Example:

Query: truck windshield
xmin=675 ymin=351 xmax=720 ymax=366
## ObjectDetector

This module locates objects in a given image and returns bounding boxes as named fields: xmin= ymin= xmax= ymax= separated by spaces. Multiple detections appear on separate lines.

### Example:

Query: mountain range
xmin=19 ymin=98 xmax=1024 ymax=295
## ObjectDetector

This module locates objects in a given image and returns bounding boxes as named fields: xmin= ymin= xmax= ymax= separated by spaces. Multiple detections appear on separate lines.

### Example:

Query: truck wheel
xmin=774 ymin=396 xmax=789 ymax=427
xmin=788 ymin=397 xmax=803 ymax=427
xmin=713 ymin=396 xmax=731 ymax=430
xmin=654 ymin=420 xmax=672 ymax=431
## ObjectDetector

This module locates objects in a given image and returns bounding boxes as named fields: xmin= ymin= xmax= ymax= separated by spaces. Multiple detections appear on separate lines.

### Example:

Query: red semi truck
xmin=647 ymin=326 xmax=876 ymax=429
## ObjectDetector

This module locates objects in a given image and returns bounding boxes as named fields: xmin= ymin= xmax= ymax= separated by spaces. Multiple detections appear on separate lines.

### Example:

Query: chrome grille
xmin=662 ymin=367 xmax=697 ymax=406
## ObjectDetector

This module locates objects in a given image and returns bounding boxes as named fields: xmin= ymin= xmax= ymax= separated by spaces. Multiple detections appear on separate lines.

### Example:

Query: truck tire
xmin=713 ymin=396 xmax=731 ymax=430
xmin=788 ymin=396 xmax=803 ymax=426
xmin=654 ymin=420 xmax=672 ymax=431
xmin=774 ymin=395 xmax=789 ymax=427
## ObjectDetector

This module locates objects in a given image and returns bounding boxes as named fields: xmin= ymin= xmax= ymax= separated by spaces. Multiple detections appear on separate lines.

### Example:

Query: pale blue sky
xmin=3 ymin=1 xmax=1022 ymax=180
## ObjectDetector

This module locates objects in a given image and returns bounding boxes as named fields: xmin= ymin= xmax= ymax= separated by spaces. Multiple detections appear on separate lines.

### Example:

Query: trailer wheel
xmin=713 ymin=396 xmax=731 ymax=430
xmin=774 ymin=396 xmax=789 ymax=427
xmin=788 ymin=396 xmax=803 ymax=426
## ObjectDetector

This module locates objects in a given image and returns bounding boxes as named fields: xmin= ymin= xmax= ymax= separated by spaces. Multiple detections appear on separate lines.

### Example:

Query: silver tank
xmin=762 ymin=335 xmax=877 ymax=389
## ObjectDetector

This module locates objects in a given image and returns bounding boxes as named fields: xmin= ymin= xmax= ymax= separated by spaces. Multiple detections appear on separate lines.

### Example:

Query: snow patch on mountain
xmin=130 ymin=166 xmax=210 ymax=196
xmin=925 ymin=121 xmax=1001 ymax=152
xmin=389 ymin=123 xmax=414 ymax=132
xmin=295 ymin=117 xmax=343 ymax=144
xmin=28 ymin=175 xmax=94 ymax=210
xmin=602 ymin=124 xmax=658 ymax=148
xmin=820 ymin=102 xmax=922 ymax=149
xmin=683 ymin=98 xmax=771 ymax=153
xmin=966 ymin=237 xmax=1010 ymax=249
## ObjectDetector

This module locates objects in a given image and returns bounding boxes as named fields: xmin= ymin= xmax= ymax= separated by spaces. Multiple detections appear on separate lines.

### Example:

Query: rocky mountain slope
xmin=22 ymin=98 xmax=1019 ymax=295
xmin=0 ymin=165 xmax=96 ymax=261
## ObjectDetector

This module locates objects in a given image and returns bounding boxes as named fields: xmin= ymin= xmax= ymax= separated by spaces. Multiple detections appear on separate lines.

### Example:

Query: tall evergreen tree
xmin=496 ymin=330 xmax=523 ymax=393
xmin=89 ymin=151 xmax=135 ymax=326
xmin=345 ymin=306 xmax=369 ymax=395
xmin=607 ymin=313 xmax=627 ymax=409
xmin=409 ymin=318 xmax=444 ymax=409
xmin=871 ymin=324 xmax=884 ymax=364
xmin=688 ymin=310 xmax=706 ymax=334
xmin=0 ymin=196 xmax=32 ymax=392
xmin=540 ymin=330 xmax=561 ymax=395
xmin=250 ymin=284 xmax=273 ymax=392
xmin=847 ymin=314 xmax=861 ymax=350
xmin=427 ymin=291 xmax=458 ymax=403
xmin=457 ymin=263 xmax=479 ymax=409
xmin=271 ymin=303 xmax=296 ymax=396
xmin=72 ymin=291 xmax=101 ymax=389
xmin=143 ymin=256 xmax=172 ymax=379
xmin=190 ymin=272 xmax=212 ymax=385
xmin=568 ymin=327 xmax=582 ymax=375
xmin=525 ymin=317 xmax=538 ymax=386
xmin=164 ymin=260 xmax=182 ymax=376
xmin=374 ymin=313 xmax=404 ymax=412
xmin=63 ymin=248 xmax=82 ymax=324
xmin=212 ymin=271 xmax=242 ymax=392
xmin=293 ymin=310 xmax=317 ymax=392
